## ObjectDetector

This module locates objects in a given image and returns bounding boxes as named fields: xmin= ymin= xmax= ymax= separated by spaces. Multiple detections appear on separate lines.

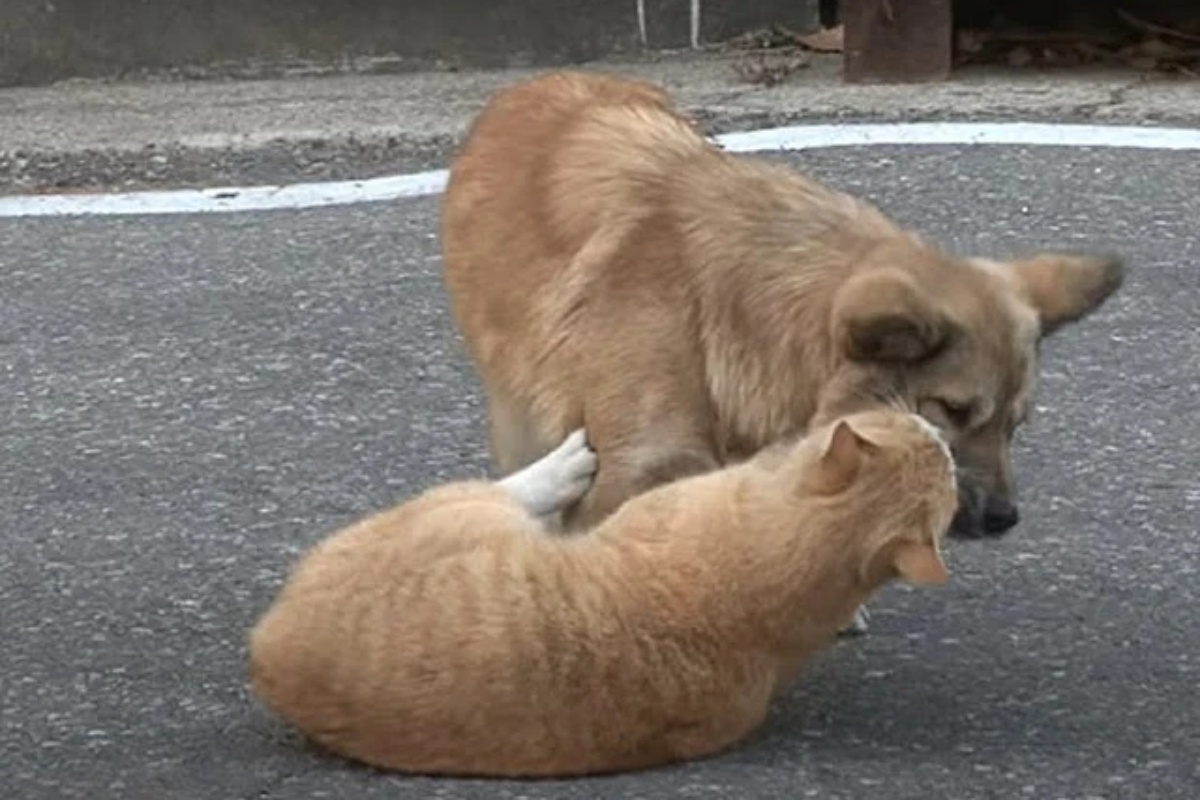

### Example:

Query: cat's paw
xmin=500 ymin=429 xmax=598 ymax=517
xmin=838 ymin=605 xmax=870 ymax=637
xmin=545 ymin=429 xmax=598 ymax=508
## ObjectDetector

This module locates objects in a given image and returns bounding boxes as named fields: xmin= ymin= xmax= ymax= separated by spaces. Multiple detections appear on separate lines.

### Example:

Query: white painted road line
xmin=0 ymin=170 xmax=452 ymax=219
xmin=2 ymin=121 xmax=1199 ymax=219
xmin=714 ymin=121 xmax=1200 ymax=153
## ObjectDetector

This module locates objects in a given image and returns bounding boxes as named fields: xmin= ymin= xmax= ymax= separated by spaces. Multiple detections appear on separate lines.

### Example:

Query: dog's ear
xmin=833 ymin=269 xmax=958 ymax=363
xmin=811 ymin=419 xmax=871 ymax=495
xmin=1006 ymin=252 xmax=1124 ymax=337
xmin=891 ymin=540 xmax=949 ymax=586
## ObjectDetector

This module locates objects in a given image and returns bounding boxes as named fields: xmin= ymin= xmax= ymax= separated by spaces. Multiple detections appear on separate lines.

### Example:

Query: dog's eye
xmin=937 ymin=399 xmax=975 ymax=428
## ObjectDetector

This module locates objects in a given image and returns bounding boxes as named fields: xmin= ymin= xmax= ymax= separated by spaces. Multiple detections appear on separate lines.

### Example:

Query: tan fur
xmin=248 ymin=410 xmax=957 ymax=778
xmin=439 ymin=70 xmax=1125 ymax=538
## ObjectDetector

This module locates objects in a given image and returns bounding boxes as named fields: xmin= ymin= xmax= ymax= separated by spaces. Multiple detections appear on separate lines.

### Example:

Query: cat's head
xmin=794 ymin=408 xmax=959 ymax=587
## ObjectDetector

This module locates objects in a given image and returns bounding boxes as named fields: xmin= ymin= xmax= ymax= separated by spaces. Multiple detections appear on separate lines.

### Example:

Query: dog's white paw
xmin=839 ymin=605 xmax=870 ymax=637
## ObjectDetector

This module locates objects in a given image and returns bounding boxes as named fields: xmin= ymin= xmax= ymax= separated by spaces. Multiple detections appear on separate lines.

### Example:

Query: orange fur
xmin=439 ymin=70 xmax=1124 ymax=538
xmin=247 ymin=410 xmax=957 ymax=778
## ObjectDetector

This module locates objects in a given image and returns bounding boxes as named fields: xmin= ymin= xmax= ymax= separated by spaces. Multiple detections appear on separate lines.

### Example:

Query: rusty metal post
xmin=843 ymin=0 xmax=953 ymax=83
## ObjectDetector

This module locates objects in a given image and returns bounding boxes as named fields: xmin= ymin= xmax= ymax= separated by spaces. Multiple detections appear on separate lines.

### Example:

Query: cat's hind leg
xmin=496 ymin=429 xmax=598 ymax=518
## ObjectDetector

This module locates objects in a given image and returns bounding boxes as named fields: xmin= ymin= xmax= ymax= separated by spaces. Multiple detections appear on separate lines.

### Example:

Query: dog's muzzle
xmin=949 ymin=485 xmax=1020 ymax=539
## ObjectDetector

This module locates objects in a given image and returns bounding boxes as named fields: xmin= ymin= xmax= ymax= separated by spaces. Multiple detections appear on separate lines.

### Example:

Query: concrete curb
xmin=3 ymin=52 xmax=1199 ymax=195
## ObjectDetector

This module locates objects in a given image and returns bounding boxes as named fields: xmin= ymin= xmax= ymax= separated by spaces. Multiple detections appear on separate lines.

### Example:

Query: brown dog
xmin=439 ymin=70 xmax=1124 ymax=541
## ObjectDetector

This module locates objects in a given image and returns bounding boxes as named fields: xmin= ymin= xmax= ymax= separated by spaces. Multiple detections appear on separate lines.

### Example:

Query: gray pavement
xmin=2 ymin=143 xmax=1199 ymax=799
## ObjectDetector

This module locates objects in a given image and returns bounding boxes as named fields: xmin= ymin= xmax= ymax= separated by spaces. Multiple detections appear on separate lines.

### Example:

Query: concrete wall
xmin=0 ymin=0 xmax=820 ymax=88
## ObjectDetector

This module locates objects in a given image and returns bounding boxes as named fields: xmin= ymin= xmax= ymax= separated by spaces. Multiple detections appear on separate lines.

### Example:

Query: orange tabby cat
xmin=248 ymin=410 xmax=957 ymax=777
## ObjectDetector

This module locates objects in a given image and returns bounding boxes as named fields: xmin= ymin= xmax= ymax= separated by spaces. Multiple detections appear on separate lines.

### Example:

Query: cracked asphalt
xmin=2 ymin=142 xmax=1199 ymax=799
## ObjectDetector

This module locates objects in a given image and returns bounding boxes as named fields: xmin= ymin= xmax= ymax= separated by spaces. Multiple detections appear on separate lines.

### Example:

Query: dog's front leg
xmin=564 ymin=443 xmax=719 ymax=530
xmin=557 ymin=343 xmax=719 ymax=531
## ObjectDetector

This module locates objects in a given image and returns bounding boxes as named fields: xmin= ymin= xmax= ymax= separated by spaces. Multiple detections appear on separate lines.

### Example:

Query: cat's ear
xmin=891 ymin=540 xmax=949 ymax=586
xmin=811 ymin=419 xmax=870 ymax=496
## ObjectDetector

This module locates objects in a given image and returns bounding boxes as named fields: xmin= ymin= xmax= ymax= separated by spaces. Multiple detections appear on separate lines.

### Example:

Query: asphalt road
xmin=3 ymin=144 xmax=1198 ymax=800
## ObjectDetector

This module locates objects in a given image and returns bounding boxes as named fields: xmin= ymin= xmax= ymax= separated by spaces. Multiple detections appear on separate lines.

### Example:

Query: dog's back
xmin=441 ymin=71 xmax=712 ymax=333
xmin=441 ymin=71 xmax=720 ymax=477
xmin=443 ymin=70 xmax=700 ymax=258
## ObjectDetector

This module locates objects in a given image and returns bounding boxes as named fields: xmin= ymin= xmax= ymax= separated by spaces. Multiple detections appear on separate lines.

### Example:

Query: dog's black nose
xmin=981 ymin=495 xmax=1020 ymax=535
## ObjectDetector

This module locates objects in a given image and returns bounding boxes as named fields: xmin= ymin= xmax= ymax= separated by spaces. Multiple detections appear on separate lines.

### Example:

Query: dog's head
xmin=818 ymin=240 xmax=1124 ymax=539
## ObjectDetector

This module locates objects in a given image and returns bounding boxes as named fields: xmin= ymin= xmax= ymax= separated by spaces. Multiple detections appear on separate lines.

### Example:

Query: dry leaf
xmin=791 ymin=24 xmax=844 ymax=53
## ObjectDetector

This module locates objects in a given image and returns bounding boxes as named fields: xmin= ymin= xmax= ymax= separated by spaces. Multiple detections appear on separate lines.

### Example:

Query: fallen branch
xmin=1117 ymin=8 xmax=1200 ymax=44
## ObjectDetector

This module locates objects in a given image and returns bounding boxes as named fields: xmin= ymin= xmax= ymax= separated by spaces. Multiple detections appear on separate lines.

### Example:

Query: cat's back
xmin=247 ymin=486 xmax=640 ymax=774
xmin=248 ymin=478 xmax=780 ymax=778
